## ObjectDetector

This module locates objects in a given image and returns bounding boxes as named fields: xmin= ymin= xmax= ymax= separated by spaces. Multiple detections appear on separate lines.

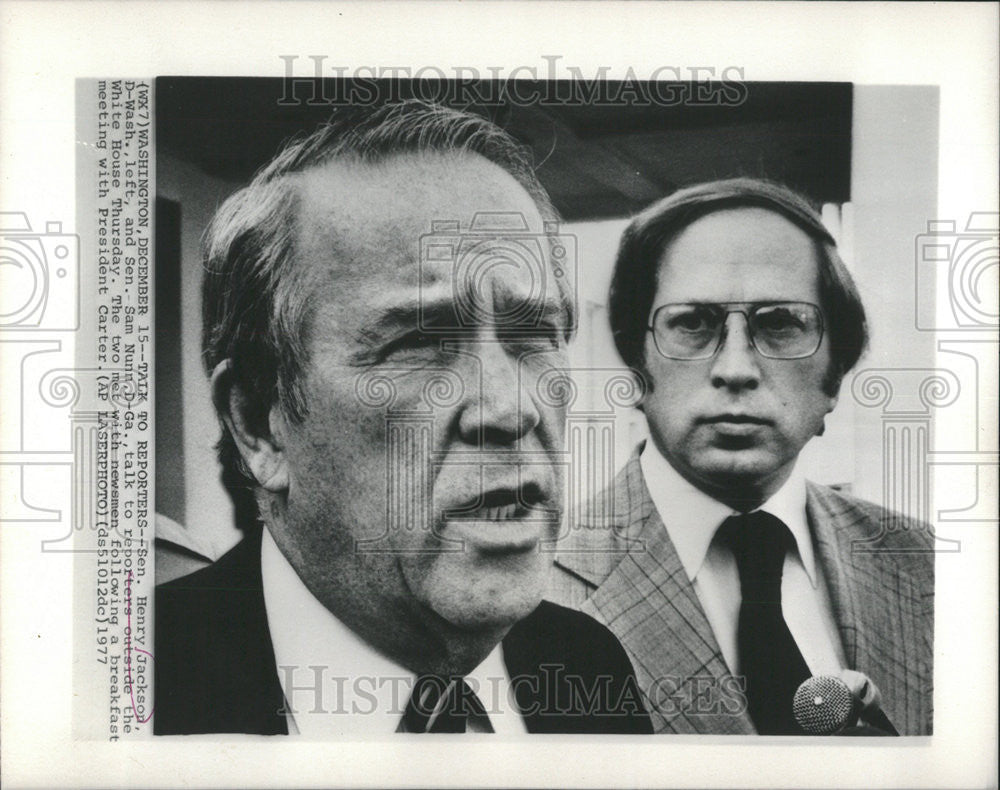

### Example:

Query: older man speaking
xmin=154 ymin=101 xmax=650 ymax=736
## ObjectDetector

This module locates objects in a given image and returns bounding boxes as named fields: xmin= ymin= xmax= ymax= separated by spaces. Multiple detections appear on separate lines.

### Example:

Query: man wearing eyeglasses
xmin=549 ymin=178 xmax=933 ymax=735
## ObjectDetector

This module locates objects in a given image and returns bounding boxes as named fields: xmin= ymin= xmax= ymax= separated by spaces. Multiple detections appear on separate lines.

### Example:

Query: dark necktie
xmin=402 ymin=675 xmax=493 ymax=733
xmin=720 ymin=511 xmax=810 ymax=734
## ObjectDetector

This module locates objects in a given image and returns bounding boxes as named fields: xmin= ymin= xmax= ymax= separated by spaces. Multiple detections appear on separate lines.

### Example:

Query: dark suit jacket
xmin=154 ymin=529 xmax=652 ymax=735
xmin=548 ymin=449 xmax=935 ymax=735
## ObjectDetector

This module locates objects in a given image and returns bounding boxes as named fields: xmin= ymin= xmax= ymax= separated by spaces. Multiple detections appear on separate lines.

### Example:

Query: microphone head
xmin=793 ymin=675 xmax=860 ymax=735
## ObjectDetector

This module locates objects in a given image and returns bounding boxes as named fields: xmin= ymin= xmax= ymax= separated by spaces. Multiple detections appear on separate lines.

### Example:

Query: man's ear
xmin=816 ymin=390 xmax=839 ymax=437
xmin=632 ymin=363 xmax=651 ymax=413
xmin=211 ymin=360 xmax=289 ymax=493
xmin=824 ymin=373 xmax=842 ymax=416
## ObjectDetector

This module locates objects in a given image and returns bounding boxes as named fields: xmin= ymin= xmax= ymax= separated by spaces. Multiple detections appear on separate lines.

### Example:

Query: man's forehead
xmin=293 ymin=150 xmax=548 ymax=267
xmin=288 ymin=150 xmax=568 ymax=332
xmin=663 ymin=207 xmax=819 ymax=263
xmin=657 ymin=206 xmax=822 ymax=298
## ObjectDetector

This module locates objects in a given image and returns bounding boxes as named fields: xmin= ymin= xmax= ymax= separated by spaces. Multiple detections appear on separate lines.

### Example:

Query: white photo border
xmin=1 ymin=2 xmax=997 ymax=788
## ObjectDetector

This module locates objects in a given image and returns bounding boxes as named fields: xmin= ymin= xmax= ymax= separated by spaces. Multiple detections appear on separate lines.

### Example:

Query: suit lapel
xmin=553 ymin=463 xmax=930 ymax=735
xmin=555 ymin=453 xmax=754 ymax=734
xmin=807 ymin=484 xmax=930 ymax=734
xmin=155 ymin=529 xmax=288 ymax=734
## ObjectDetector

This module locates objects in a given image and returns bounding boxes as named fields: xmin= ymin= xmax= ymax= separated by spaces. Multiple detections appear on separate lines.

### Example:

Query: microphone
xmin=792 ymin=671 xmax=899 ymax=736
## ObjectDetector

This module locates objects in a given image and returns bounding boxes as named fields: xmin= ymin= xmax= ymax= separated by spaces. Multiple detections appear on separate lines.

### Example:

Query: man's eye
xmin=403 ymin=330 xmax=439 ymax=348
xmin=755 ymin=308 xmax=805 ymax=333
xmin=668 ymin=309 xmax=718 ymax=333
xmin=381 ymin=330 xmax=444 ymax=360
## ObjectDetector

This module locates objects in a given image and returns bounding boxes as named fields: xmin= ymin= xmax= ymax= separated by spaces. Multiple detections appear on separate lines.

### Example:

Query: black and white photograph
xmin=153 ymin=78 xmax=933 ymax=738
xmin=0 ymin=3 xmax=996 ymax=788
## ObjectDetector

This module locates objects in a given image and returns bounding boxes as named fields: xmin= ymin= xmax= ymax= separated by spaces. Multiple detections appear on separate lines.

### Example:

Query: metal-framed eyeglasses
xmin=647 ymin=301 xmax=825 ymax=360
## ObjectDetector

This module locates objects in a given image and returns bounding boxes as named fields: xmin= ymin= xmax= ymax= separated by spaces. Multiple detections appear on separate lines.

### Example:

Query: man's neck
xmin=260 ymin=519 xmax=507 ymax=678
xmin=706 ymin=484 xmax=775 ymax=513
xmin=648 ymin=440 xmax=795 ymax=513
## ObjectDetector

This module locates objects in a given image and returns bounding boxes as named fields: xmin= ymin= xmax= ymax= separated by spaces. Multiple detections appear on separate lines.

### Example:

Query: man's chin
xmin=688 ymin=449 xmax=784 ymax=496
xmin=428 ymin=583 xmax=544 ymax=634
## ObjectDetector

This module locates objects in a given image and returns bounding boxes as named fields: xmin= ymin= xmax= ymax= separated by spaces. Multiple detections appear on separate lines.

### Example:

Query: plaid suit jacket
xmin=548 ymin=448 xmax=935 ymax=735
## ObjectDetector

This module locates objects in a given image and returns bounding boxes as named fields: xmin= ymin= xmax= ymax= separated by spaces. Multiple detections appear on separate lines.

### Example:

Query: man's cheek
xmin=544 ymin=402 xmax=567 ymax=443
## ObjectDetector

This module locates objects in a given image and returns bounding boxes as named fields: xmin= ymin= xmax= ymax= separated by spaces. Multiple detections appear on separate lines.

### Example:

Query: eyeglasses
xmin=647 ymin=302 xmax=825 ymax=360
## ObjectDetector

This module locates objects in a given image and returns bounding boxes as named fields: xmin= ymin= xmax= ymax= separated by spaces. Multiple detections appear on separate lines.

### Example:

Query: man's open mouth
xmin=479 ymin=503 xmax=523 ymax=521
xmin=453 ymin=482 xmax=548 ymax=521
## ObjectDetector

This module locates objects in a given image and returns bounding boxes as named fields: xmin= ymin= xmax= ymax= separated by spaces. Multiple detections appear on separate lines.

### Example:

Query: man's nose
xmin=458 ymin=340 xmax=540 ymax=445
xmin=709 ymin=313 xmax=761 ymax=391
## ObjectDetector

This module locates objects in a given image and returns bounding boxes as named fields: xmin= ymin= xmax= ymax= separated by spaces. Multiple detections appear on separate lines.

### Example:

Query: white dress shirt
xmin=260 ymin=528 xmax=527 ymax=735
xmin=639 ymin=442 xmax=846 ymax=677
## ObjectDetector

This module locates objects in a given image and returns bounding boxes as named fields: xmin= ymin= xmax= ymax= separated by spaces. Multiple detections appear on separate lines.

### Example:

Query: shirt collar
xmin=260 ymin=528 xmax=520 ymax=733
xmin=261 ymin=527 xmax=411 ymax=734
xmin=639 ymin=441 xmax=818 ymax=587
xmin=760 ymin=459 xmax=817 ymax=586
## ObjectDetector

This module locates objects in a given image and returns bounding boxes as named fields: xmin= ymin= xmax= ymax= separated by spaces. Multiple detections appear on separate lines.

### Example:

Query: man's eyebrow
xmin=352 ymin=292 xmax=571 ymax=358
xmin=346 ymin=302 xmax=425 ymax=366
xmin=368 ymin=299 xmax=454 ymax=333
xmin=353 ymin=298 xmax=454 ymax=348
xmin=492 ymin=293 xmax=574 ymax=340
